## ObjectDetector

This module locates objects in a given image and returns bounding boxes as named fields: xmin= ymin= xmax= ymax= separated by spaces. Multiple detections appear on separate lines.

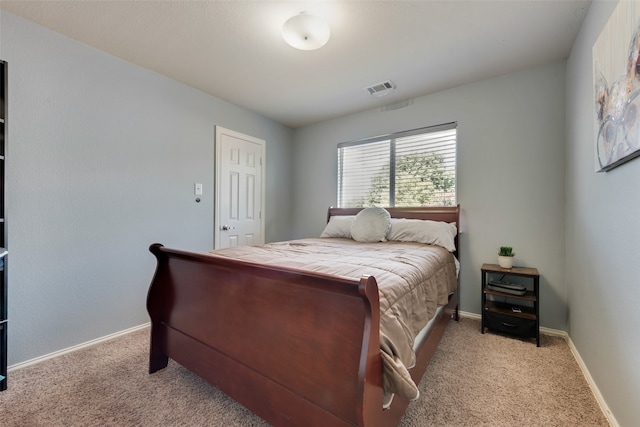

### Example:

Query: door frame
xmin=214 ymin=126 xmax=266 ymax=249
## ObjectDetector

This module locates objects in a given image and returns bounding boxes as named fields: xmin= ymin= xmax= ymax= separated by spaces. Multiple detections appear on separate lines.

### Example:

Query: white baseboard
xmin=460 ymin=311 xmax=617 ymax=426
xmin=459 ymin=310 xmax=480 ymax=320
xmin=8 ymin=322 xmax=150 ymax=372
xmin=566 ymin=336 xmax=619 ymax=427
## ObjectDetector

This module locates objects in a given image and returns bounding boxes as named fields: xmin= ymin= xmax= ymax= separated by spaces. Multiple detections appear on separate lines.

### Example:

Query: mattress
xmin=210 ymin=237 xmax=458 ymax=406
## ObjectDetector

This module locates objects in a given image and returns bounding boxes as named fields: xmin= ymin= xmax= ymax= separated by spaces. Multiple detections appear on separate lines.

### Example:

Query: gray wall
xmin=1 ymin=12 xmax=293 ymax=365
xmin=566 ymin=1 xmax=640 ymax=426
xmin=292 ymin=62 xmax=567 ymax=331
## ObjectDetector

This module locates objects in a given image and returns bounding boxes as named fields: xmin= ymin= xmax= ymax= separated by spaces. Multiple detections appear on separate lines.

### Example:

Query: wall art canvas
xmin=593 ymin=1 xmax=640 ymax=172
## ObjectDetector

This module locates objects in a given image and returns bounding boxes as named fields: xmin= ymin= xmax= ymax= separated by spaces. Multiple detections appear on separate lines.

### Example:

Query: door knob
xmin=221 ymin=225 xmax=235 ymax=231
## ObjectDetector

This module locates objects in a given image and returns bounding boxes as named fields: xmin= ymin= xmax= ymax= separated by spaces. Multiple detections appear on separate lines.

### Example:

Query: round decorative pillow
xmin=350 ymin=207 xmax=391 ymax=242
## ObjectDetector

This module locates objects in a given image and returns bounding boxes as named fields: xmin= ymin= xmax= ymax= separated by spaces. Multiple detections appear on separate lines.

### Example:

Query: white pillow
xmin=350 ymin=207 xmax=391 ymax=243
xmin=387 ymin=218 xmax=457 ymax=252
xmin=320 ymin=215 xmax=356 ymax=238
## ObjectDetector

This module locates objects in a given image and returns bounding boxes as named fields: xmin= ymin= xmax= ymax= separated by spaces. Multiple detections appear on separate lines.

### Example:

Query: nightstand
xmin=481 ymin=263 xmax=540 ymax=346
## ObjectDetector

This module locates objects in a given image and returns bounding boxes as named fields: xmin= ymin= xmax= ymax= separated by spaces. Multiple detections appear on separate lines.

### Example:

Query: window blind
xmin=337 ymin=123 xmax=456 ymax=208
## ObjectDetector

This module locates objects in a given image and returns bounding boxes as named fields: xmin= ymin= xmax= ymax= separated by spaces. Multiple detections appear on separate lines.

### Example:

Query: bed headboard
xmin=327 ymin=205 xmax=461 ymax=258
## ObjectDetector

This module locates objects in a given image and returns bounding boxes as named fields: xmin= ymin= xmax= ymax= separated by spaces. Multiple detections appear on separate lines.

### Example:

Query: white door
xmin=215 ymin=126 xmax=265 ymax=249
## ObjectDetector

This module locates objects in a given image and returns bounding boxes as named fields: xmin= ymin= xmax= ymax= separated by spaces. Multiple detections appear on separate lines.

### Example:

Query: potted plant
xmin=498 ymin=246 xmax=515 ymax=269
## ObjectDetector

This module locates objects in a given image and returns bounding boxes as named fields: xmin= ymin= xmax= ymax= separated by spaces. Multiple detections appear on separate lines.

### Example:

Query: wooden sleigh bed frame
xmin=146 ymin=205 xmax=460 ymax=427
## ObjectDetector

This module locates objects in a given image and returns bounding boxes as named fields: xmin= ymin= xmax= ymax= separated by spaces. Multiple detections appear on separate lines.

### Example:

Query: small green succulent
xmin=498 ymin=246 xmax=515 ymax=257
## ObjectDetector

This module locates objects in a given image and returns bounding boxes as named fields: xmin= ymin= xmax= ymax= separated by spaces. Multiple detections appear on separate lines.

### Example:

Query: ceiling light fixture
xmin=282 ymin=12 xmax=330 ymax=51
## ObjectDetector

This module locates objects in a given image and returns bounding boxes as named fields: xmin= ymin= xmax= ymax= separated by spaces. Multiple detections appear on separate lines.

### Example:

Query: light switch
xmin=194 ymin=183 xmax=203 ymax=195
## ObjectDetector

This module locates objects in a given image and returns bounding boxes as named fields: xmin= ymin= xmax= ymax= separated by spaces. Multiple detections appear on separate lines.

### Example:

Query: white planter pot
xmin=498 ymin=255 xmax=514 ymax=269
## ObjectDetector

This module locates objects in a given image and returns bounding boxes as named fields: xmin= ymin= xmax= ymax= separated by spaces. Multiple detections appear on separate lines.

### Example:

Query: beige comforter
xmin=209 ymin=238 xmax=457 ymax=406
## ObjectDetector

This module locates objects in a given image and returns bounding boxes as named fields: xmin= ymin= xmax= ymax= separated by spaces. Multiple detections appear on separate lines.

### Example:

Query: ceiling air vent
xmin=365 ymin=80 xmax=396 ymax=97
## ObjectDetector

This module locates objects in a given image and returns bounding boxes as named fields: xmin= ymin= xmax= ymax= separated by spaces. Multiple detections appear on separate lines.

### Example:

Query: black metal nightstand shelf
xmin=481 ymin=263 xmax=540 ymax=346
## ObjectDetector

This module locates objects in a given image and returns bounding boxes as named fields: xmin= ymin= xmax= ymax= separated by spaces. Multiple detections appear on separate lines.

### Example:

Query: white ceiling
xmin=0 ymin=0 xmax=591 ymax=128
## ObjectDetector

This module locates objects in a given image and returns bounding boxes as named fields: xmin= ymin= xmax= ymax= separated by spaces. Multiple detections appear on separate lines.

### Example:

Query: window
xmin=337 ymin=123 xmax=456 ymax=208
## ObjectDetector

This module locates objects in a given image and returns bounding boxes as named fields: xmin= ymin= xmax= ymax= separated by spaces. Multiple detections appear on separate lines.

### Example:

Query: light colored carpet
xmin=0 ymin=318 xmax=609 ymax=426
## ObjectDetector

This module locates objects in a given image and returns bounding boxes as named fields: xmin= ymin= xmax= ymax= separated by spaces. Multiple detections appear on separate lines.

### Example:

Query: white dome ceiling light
xmin=282 ymin=12 xmax=331 ymax=51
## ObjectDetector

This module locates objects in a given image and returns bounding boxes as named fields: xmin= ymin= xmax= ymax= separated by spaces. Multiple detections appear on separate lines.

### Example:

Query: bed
xmin=146 ymin=205 xmax=460 ymax=426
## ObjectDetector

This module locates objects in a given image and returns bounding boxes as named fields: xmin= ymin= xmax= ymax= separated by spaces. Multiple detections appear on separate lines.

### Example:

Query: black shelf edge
xmin=483 ymin=288 xmax=536 ymax=301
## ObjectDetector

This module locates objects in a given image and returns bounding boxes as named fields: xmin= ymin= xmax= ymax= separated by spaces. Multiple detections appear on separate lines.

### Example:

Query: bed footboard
xmin=146 ymin=243 xmax=385 ymax=427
